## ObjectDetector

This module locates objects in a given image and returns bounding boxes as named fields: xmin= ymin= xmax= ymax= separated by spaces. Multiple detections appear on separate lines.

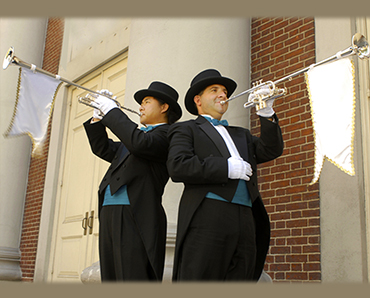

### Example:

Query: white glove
xmin=92 ymin=108 xmax=103 ymax=121
xmin=93 ymin=89 xmax=118 ymax=115
xmin=99 ymin=89 xmax=116 ymax=99
xmin=227 ymin=156 xmax=253 ymax=181
xmin=256 ymin=98 xmax=275 ymax=117
xmin=249 ymin=85 xmax=275 ymax=117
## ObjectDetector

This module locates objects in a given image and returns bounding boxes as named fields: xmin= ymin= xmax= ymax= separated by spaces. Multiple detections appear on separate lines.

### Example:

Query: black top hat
xmin=184 ymin=69 xmax=237 ymax=115
xmin=134 ymin=81 xmax=182 ymax=121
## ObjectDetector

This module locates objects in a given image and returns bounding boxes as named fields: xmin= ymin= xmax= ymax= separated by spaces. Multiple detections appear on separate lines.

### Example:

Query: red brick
xmin=286 ymin=272 xmax=308 ymax=280
xmin=309 ymin=272 xmax=321 ymax=281
xmin=303 ymin=227 xmax=320 ymax=236
xmin=287 ymin=237 xmax=308 ymax=245
xmin=286 ymin=254 xmax=308 ymax=263
xmin=287 ymin=219 xmax=308 ymax=228
xmin=304 ymin=263 xmax=321 ymax=271
xmin=270 ymin=264 xmax=291 ymax=272
xmin=271 ymin=212 xmax=290 ymax=221
xmin=275 ymin=255 xmax=286 ymax=263
xmin=275 ymin=272 xmax=286 ymax=280
xmin=303 ymin=245 xmax=320 ymax=253
xmin=309 ymin=254 xmax=321 ymax=262
xmin=271 ymin=229 xmax=291 ymax=238
xmin=286 ymin=202 xmax=308 ymax=211
xmin=309 ymin=236 xmax=320 ymax=244
xmin=292 ymin=264 xmax=302 ymax=271
xmin=275 ymin=221 xmax=286 ymax=229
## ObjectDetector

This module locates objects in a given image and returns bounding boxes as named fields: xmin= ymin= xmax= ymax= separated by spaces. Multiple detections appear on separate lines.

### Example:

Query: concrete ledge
xmin=0 ymin=247 xmax=22 ymax=281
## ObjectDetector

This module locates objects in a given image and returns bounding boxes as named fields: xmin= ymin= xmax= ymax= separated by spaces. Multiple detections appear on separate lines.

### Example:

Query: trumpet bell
xmin=352 ymin=33 xmax=370 ymax=60
xmin=3 ymin=47 xmax=15 ymax=70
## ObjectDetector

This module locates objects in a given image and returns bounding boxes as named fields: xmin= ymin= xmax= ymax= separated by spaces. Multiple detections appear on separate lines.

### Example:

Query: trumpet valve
xmin=252 ymin=79 xmax=265 ymax=88
xmin=255 ymin=101 xmax=266 ymax=111
xmin=78 ymin=94 xmax=99 ymax=109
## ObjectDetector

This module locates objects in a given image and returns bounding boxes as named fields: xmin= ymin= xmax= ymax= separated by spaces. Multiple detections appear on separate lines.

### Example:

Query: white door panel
xmin=49 ymin=54 xmax=128 ymax=282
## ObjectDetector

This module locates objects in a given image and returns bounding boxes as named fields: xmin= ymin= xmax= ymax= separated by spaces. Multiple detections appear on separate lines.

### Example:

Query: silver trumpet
xmin=221 ymin=33 xmax=370 ymax=111
xmin=77 ymin=93 xmax=142 ymax=116
xmin=2 ymin=47 xmax=142 ymax=117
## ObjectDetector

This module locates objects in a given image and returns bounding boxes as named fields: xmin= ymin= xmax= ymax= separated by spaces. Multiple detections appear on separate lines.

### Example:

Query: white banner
xmin=4 ymin=67 xmax=62 ymax=155
xmin=305 ymin=58 xmax=356 ymax=184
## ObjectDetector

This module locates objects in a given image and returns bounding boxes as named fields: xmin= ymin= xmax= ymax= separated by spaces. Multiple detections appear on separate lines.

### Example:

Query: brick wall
xmin=250 ymin=17 xmax=321 ymax=282
xmin=20 ymin=18 xmax=64 ymax=282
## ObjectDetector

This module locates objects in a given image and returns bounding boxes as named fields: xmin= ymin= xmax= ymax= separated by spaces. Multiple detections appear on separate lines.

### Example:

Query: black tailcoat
xmin=167 ymin=115 xmax=284 ymax=280
xmin=84 ymin=108 xmax=169 ymax=280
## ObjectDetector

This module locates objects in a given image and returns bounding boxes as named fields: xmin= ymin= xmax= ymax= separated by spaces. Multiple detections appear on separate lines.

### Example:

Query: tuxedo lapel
xmin=196 ymin=116 xmax=230 ymax=158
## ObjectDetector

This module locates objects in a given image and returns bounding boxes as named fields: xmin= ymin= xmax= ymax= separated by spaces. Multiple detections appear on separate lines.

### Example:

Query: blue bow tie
xmin=140 ymin=125 xmax=154 ymax=132
xmin=204 ymin=117 xmax=229 ymax=127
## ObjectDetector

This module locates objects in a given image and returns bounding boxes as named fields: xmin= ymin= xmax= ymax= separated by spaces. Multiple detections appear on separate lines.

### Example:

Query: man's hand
xmin=91 ymin=108 xmax=103 ymax=123
xmin=227 ymin=156 xmax=253 ymax=181
xmin=249 ymin=85 xmax=275 ymax=117
xmin=93 ymin=89 xmax=118 ymax=116
xmin=257 ymin=98 xmax=275 ymax=117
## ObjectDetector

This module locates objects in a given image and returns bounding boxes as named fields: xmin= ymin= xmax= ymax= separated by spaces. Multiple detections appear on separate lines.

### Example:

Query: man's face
xmin=139 ymin=96 xmax=168 ymax=126
xmin=194 ymin=84 xmax=229 ymax=120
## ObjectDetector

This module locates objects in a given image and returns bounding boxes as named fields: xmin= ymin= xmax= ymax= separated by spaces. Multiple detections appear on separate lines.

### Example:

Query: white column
xmin=0 ymin=17 xmax=47 ymax=281
xmin=125 ymin=18 xmax=251 ymax=281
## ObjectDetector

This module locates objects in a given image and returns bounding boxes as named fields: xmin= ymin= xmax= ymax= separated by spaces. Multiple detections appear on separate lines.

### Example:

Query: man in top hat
xmin=167 ymin=69 xmax=284 ymax=281
xmin=83 ymin=81 xmax=182 ymax=281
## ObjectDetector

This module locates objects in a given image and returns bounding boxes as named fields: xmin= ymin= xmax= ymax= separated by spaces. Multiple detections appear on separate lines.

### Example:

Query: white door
xmin=48 ymin=55 xmax=128 ymax=282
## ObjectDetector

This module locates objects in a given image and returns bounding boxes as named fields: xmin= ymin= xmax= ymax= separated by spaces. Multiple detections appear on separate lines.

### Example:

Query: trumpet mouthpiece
xmin=3 ymin=47 xmax=15 ymax=70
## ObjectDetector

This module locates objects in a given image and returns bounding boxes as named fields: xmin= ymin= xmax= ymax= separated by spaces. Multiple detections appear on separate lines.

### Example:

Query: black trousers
xmin=99 ymin=205 xmax=156 ymax=281
xmin=177 ymin=198 xmax=257 ymax=281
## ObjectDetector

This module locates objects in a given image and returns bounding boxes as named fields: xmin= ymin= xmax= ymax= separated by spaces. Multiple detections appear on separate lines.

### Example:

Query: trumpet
xmin=2 ymin=47 xmax=142 ymax=116
xmin=221 ymin=33 xmax=370 ymax=110
xmin=77 ymin=93 xmax=141 ymax=116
